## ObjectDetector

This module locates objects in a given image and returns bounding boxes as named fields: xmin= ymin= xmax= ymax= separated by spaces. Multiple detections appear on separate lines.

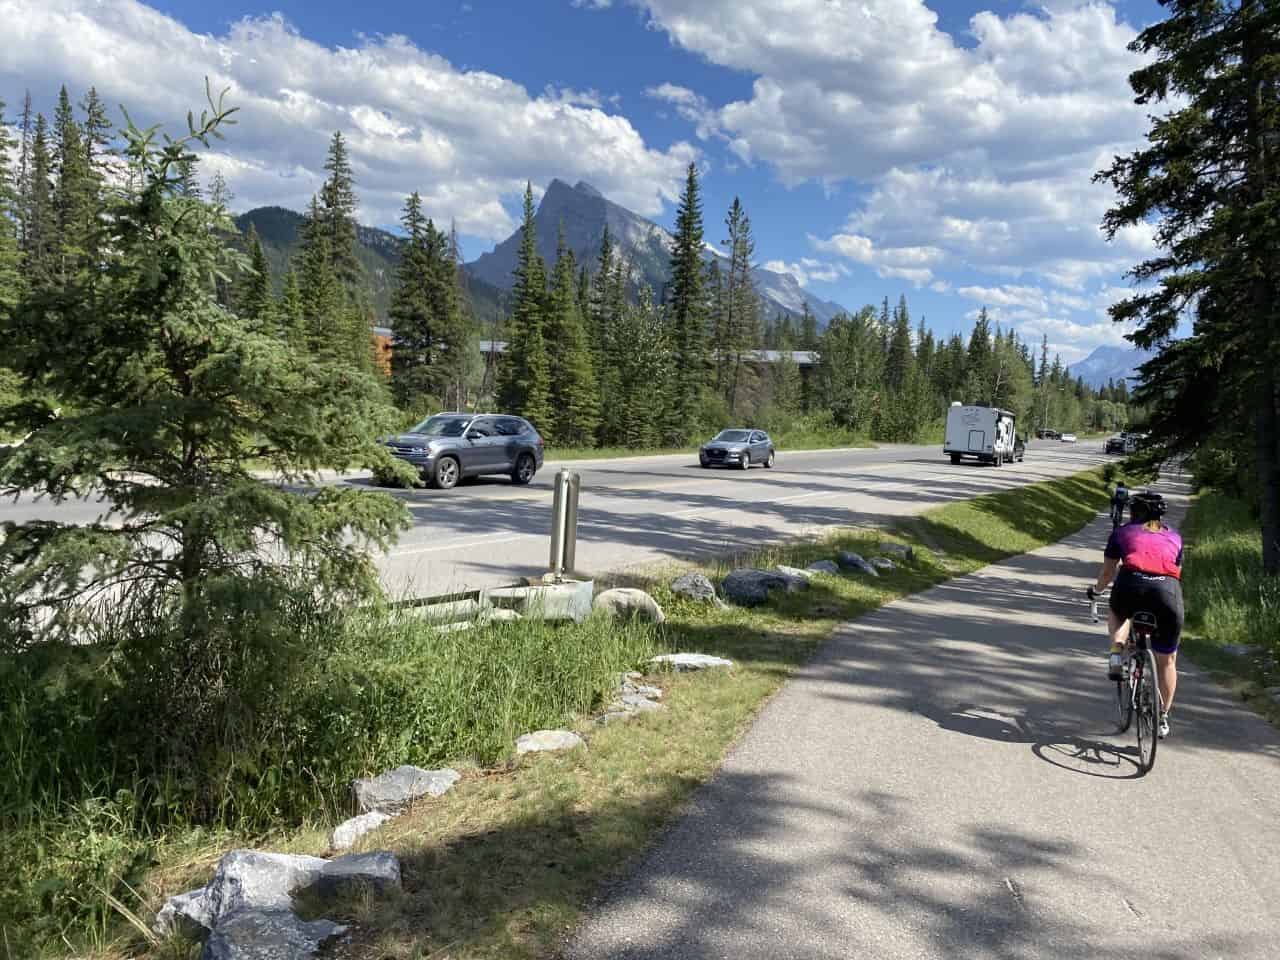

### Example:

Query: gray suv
xmin=699 ymin=429 xmax=775 ymax=470
xmin=382 ymin=413 xmax=545 ymax=489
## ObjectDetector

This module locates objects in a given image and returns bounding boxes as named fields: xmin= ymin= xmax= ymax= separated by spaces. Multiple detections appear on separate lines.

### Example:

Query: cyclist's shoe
xmin=1107 ymin=643 xmax=1125 ymax=681
xmin=1158 ymin=712 xmax=1170 ymax=739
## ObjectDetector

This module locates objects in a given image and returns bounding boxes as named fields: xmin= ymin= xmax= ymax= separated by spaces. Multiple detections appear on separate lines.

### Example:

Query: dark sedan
xmin=381 ymin=413 xmax=544 ymax=489
xmin=699 ymin=429 xmax=775 ymax=470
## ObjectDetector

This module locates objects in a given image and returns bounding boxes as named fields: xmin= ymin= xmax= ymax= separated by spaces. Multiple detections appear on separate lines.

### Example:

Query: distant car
xmin=1060 ymin=433 xmax=1078 ymax=443
xmin=1037 ymin=429 xmax=1061 ymax=440
xmin=700 ymin=429 xmax=775 ymax=470
xmin=380 ymin=413 xmax=544 ymax=490
xmin=1105 ymin=436 xmax=1126 ymax=454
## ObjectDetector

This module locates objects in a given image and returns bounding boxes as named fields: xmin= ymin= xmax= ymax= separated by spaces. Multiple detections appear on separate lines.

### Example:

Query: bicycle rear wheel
xmin=1135 ymin=649 xmax=1159 ymax=773
xmin=1116 ymin=664 xmax=1134 ymax=734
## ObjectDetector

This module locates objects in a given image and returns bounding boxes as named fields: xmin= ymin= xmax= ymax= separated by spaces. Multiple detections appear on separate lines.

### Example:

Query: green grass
xmin=12 ymin=467 xmax=1110 ymax=960
xmin=1177 ymin=490 xmax=1280 ymax=722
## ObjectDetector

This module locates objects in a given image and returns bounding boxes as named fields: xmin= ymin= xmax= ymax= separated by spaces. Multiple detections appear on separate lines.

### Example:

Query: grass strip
xmin=1177 ymin=490 xmax=1280 ymax=725
xmin=120 ymin=467 xmax=1108 ymax=960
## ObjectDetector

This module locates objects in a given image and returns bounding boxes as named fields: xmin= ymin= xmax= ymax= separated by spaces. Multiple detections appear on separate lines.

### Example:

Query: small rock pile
xmin=714 ymin=544 xmax=912 ymax=606
xmin=598 ymin=671 xmax=665 ymax=725
xmin=155 ymin=849 xmax=401 ymax=959
xmin=328 ymin=764 xmax=461 ymax=851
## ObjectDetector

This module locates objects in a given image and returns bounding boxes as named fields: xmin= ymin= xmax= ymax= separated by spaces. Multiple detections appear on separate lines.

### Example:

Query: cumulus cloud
xmin=0 ymin=0 xmax=696 ymax=239
xmin=761 ymin=257 xmax=847 ymax=286
xmin=809 ymin=232 xmax=945 ymax=287
xmin=623 ymin=0 xmax=1157 ymax=348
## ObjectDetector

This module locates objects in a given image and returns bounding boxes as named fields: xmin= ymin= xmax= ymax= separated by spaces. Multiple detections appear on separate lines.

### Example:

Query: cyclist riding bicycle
xmin=1087 ymin=491 xmax=1183 ymax=739
xmin=1110 ymin=481 xmax=1130 ymax=527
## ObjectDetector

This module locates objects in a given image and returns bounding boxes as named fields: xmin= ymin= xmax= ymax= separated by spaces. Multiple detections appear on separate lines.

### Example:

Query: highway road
xmin=1 ymin=441 xmax=1107 ymax=596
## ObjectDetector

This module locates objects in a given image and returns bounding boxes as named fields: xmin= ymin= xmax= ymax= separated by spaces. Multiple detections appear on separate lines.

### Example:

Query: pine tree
xmin=279 ymin=267 xmax=307 ymax=351
xmin=389 ymin=192 xmax=435 ymax=408
xmin=885 ymin=294 xmax=914 ymax=391
xmin=16 ymin=92 xmax=32 ymax=247
xmin=0 ymin=92 xmax=408 ymax=730
xmin=52 ymin=86 xmax=95 ymax=281
xmin=546 ymin=225 xmax=599 ymax=446
xmin=319 ymin=131 xmax=361 ymax=291
xmin=721 ymin=197 xmax=760 ymax=416
xmin=799 ymin=302 xmax=818 ymax=350
xmin=1098 ymin=0 xmax=1280 ymax=571
xmin=22 ymin=114 xmax=56 ymax=291
xmin=667 ymin=162 xmax=706 ymax=440
xmin=0 ymin=98 xmax=22 ymax=311
xmin=297 ymin=195 xmax=343 ymax=359
xmin=498 ymin=183 xmax=551 ymax=430
xmin=238 ymin=225 xmax=275 ymax=333
xmin=965 ymin=307 xmax=994 ymax=404
xmin=79 ymin=87 xmax=112 ymax=170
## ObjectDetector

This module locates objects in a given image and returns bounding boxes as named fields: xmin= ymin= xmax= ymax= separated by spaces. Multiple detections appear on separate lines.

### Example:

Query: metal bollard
xmin=549 ymin=468 xmax=581 ymax=581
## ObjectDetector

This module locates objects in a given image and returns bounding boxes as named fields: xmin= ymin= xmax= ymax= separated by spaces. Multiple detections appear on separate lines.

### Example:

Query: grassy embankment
xmin=1 ymin=467 xmax=1110 ymax=960
xmin=1178 ymin=490 xmax=1280 ymax=723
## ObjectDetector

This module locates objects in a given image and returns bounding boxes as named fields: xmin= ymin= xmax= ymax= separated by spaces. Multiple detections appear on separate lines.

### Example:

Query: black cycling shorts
xmin=1110 ymin=569 xmax=1184 ymax=654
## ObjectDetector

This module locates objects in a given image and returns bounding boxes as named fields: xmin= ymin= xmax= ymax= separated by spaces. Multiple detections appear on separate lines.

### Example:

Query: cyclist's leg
xmin=1155 ymin=651 xmax=1178 ymax=711
xmin=1107 ymin=609 xmax=1131 ymax=648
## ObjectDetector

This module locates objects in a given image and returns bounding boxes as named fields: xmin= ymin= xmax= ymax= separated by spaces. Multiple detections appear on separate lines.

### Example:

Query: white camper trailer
xmin=944 ymin=403 xmax=1017 ymax=465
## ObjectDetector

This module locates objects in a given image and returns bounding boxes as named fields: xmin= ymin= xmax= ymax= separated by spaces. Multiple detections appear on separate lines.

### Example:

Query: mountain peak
xmin=574 ymin=180 xmax=604 ymax=199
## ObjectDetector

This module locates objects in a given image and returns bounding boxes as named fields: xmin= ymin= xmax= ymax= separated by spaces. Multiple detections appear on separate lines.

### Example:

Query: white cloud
xmin=645 ymin=83 xmax=723 ymax=140
xmin=629 ymin=0 xmax=1157 ymax=351
xmin=0 ymin=0 xmax=696 ymax=239
xmin=809 ymin=232 xmax=944 ymax=287
xmin=761 ymin=256 xmax=846 ymax=286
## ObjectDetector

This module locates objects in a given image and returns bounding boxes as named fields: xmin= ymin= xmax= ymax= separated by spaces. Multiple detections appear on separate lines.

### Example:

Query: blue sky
xmin=2 ymin=0 xmax=1169 ymax=362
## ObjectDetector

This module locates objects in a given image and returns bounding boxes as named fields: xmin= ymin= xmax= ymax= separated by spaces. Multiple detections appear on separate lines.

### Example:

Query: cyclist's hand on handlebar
xmin=1086 ymin=586 xmax=1098 ymax=600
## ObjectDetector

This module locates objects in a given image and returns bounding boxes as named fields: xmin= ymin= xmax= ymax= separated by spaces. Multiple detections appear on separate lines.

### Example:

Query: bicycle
xmin=1090 ymin=592 xmax=1161 ymax=774
xmin=1110 ymin=496 xmax=1128 ymax=529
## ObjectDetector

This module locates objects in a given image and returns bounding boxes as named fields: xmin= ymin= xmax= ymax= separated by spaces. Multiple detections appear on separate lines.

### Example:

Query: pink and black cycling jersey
xmin=1104 ymin=523 xmax=1183 ymax=579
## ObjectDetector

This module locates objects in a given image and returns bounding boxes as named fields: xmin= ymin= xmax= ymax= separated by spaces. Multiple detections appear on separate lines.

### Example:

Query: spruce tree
xmin=52 ymin=86 xmax=96 ymax=281
xmin=279 ymin=267 xmax=307 ymax=351
xmin=22 ymin=114 xmax=56 ymax=291
xmin=1097 ymin=0 xmax=1280 ymax=571
xmin=965 ymin=307 xmax=994 ymax=404
xmin=885 ymin=294 xmax=914 ymax=391
xmin=238 ymin=225 xmax=276 ymax=334
xmin=79 ymin=87 xmax=112 ymax=170
xmin=16 ymin=92 xmax=32 ymax=247
xmin=721 ymin=197 xmax=760 ymax=416
xmin=319 ymin=131 xmax=361 ymax=291
xmin=389 ymin=191 xmax=433 ymax=408
xmin=545 ymin=225 xmax=600 ymax=447
xmin=0 ymin=98 xmax=22 ymax=312
xmin=667 ymin=162 xmax=707 ymax=440
xmin=498 ymin=183 xmax=551 ymax=429
xmin=0 ymin=91 xmax=408 ymax=694
xmin=297 ymin=195 xmax=343 ymax=359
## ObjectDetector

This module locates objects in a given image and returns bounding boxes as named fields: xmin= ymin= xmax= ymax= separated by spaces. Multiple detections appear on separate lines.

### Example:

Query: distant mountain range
xmin=1067 ymin=344 xmax=1155 ymax=389
xmin=470 ymin=179 xmax=847 ymax=324
xmin=236 ymin=179 xmax=847 ymax=327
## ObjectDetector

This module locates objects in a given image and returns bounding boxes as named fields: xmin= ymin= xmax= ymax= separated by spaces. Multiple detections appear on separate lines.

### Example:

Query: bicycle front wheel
xmin=1135 ymin=649 xmax=1159 ymax=773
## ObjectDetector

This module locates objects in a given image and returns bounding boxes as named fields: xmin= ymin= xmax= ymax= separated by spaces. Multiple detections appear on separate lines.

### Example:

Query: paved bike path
xmin=566 ymin=481 xmax=1280 ymax=959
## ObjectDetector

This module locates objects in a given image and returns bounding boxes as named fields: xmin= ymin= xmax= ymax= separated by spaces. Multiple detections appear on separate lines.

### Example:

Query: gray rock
xmin=878 ymin=543 xmax=915 ymax=561
xmin=837 ymin=551 xmax=880 ymax=577
xmin=202 ymin=909 xmax=347 ymax=960
xmin=616 ymin=693 xmax=665 ymax=711
xmin=775 ymin=564 xmax=815 ymax=584
xmin=620 ymin=680 xmax=663 ymax=699
xmin=353 ymin=765 xmax=460 ymax=814
xmin=155 ymin=887 xmax=213 ymax=939
xmin=516 ymin=730 xmax=585 ymax=754
xmin=311 ymin=852 xmax=401 ymax=899
xmin=329 ymin=811 xmax=394 ymax=852
xmin=722 ymin=569 xmax=792 ymax=605
xmin=593 ymin=587 xmax=666 ymax=623
xmin=598 ymin=710 xmax=636 ymax=725
xmin=1265 ymin=686 xmax=1280 ymax=704
xmin=650 ymin=653 xmax=734 ymax=671
xmin=870 ymin=557 xmax=897 ymax=570
xmin=200 ymin=851 xmax=330 ymax=922
xmin=807 ymin=560 xmax=840 ymax=575
xmin=670 ymin=572 xmax=721 ymax=604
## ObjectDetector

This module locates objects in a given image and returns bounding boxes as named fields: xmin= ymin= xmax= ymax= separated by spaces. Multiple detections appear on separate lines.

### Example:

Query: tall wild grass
xmin=0 ymin=597 xmax=658 ymax=956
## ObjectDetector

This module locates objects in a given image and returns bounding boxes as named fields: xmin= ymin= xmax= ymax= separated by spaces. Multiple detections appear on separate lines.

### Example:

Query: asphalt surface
xmin=565 ymin=479 xmax=1280 ymax=960
xmin=1 ymin=441 xmax=1104 ymax=595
